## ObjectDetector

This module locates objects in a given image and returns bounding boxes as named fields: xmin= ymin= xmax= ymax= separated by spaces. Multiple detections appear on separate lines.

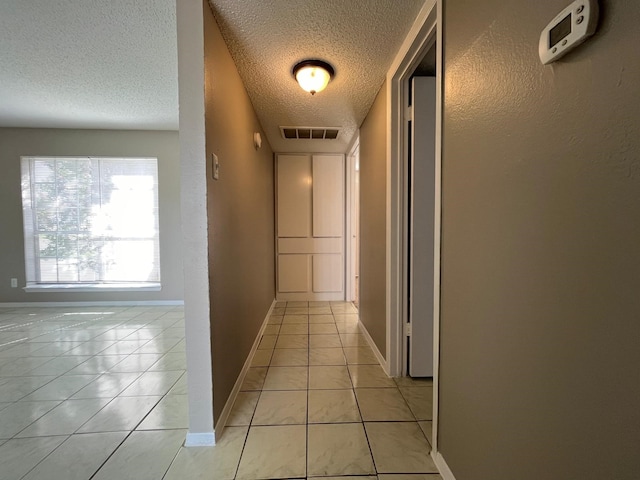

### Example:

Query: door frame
xmin=385 ymin=0 xmax=442 ymax=454
xmin=346 ymin=137 xmax=360 ymax=302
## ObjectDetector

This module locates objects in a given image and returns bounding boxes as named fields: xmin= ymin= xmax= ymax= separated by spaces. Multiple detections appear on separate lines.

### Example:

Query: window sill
xmin=23 ymin=283 xmax=162 ymax=293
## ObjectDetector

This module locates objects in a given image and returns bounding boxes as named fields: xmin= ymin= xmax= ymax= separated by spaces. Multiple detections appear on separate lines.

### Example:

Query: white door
xmin=276 ymin=154 xmax=345 ymax=301
xmin=408 ymin=77 xmax=436 ymax=377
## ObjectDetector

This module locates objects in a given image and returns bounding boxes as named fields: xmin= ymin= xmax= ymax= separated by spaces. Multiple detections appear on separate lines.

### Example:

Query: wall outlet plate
xmin=11 ymin=278 xmax=18 ymax=288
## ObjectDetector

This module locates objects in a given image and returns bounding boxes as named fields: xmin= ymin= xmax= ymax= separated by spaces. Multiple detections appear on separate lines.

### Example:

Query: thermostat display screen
xmin=549 ymin=14 xmax=572 ymax=48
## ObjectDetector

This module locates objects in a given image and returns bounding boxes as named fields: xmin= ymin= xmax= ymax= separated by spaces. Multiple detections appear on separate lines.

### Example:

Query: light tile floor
xmin=0 ymin=302 xmax=440 ymax=480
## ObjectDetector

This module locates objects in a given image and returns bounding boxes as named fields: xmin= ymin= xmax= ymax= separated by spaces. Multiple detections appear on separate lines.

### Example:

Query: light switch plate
xmin=212 ymin=153 xmax=219 ymax=180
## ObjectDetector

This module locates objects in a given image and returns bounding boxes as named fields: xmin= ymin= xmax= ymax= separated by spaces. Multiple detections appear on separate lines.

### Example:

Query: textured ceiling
xmin=0 ymin=0 xmax=178 ymax=130
xmin=0 ymin=0 xmax=425 ymax=151
xmin=209 ymin=0 xmax=425 ymax=153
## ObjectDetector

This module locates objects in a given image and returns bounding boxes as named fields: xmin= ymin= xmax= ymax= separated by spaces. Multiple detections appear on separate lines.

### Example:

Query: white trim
xmin=345 ymin=137 xmax=360 ymax=303
xmin=276 ymin=292 xmax=343 ymax=302
xmin=386 ymin=0 xmax=438 ymax=378
xmin=213 ymin=299 xmax=276 ymax=440
xmin=23 ymin=283 xmax=161 ymax=293
xmin=185 ymin=432 xmax=216 ymax=447
xmin=432 ymin=0 xmax=444 ymax=455
xmin=358 ymin=319 xmax=388 ymax=375
xmin=0 ymin=300 xmax=184 ymax=308
xmin=432 ymin=451 xmax=457 ymax=480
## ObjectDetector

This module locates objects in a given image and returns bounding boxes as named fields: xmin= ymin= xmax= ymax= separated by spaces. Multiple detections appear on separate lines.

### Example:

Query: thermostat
xmin=539 ymin=0 xmax=598 ymax=65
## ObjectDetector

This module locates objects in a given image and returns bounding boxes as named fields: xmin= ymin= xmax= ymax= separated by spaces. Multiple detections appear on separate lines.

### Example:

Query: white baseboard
xmin=213 ymin=298 xmax=276 ymax=440
xmin=276 ymin=293 xmax=344 ymax=301
xmin=358 ymin=320 xmax=389 ymax=375
xmin=185 ymin=432 xmax=216 ymax=447
xmin=432 ymin=450 xmax=456 ymax=480
xmin=0 ymin=300 xmax=184 ymax=308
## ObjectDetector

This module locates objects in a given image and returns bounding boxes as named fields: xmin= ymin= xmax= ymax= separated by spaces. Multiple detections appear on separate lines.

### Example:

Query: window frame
xmin=20 ymin=156 xmax=162 ymax=292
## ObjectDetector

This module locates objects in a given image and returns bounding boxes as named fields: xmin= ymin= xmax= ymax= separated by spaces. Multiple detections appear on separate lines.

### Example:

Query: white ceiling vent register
xmin=280 ymin=126 xmax=340 ymax=140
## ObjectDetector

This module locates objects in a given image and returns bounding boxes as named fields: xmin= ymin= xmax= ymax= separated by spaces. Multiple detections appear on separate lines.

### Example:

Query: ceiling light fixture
xmin=292 ymin=60 xmax=335 ymax=95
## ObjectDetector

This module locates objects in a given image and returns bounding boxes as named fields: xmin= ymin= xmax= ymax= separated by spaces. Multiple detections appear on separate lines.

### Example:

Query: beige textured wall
xmin=439 ymin=1 xmax=640 ymax=478
xmin=203 ymin=3 xmax=276 ymax=424
xmin=358 ymin=81 xmax=388 ymax=357
xmin=0 ymin=128 xmax=183 ymax=303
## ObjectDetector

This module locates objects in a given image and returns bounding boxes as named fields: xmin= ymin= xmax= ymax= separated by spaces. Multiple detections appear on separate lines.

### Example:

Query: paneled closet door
xmin=276 ymin=154 xmax=344 ymax=301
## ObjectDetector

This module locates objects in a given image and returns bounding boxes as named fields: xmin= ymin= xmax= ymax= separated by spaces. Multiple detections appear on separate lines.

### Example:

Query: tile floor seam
xmin=3 ymin=400 xmax=63 ymax=439
xmin=86 ymin=430 xmax=134 ymax=480
xmin=348 ymin=360 xmax=379 ymax=475
xmin=158 ymin=436 xmax=184 ymax=480
xmin=396 ymin=384 xmax=420 ymax=423
xmin=234 ymin=371 xmax=262 ymax=479
xmin=13 ymin=433 xmax=71 ymax=480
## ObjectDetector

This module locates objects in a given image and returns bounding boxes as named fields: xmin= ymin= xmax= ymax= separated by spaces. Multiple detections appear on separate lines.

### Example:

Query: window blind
xmin=20 ymin=156 xmax=161 ymax=285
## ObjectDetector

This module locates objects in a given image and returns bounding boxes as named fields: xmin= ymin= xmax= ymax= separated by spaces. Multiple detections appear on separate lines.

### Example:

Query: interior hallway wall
xmin=358 ymin=81 xmax=388 ymax=357
xmin=203 ymin=1 xmax=276 ymax=424
xmin=0 ymin=128 xmax=183 ymax=303
xmin=439 ymin=1 xmax=640 ymax=478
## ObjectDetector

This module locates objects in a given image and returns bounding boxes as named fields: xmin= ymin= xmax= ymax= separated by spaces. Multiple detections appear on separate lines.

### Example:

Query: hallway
xmin=0 ymin=302 xmax=439 ymax=479
xmin=215 ymin=300 xmax=439 ymax=479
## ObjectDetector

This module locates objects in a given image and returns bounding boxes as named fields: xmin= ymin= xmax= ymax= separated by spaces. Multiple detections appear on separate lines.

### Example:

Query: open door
xmin=408 ymin=76 xmax=436 ymax=377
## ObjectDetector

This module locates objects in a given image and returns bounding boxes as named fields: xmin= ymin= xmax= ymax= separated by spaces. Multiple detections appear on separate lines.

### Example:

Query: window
xmin=20 ymin=157 xmax=161 ymax=290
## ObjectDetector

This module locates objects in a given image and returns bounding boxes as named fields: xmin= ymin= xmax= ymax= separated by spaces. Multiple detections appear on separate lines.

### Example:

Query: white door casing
xmin=346 ymin=139 xmax=360 ymax=303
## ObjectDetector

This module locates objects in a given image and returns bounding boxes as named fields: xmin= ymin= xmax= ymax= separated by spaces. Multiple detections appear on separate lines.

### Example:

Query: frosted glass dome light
xmin=293 ymin=60 xmax=335 ymax=95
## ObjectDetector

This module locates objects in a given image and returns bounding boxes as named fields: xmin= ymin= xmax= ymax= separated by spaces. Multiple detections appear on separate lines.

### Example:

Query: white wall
xmin=176 ymin=0 xmax=214 ymax=445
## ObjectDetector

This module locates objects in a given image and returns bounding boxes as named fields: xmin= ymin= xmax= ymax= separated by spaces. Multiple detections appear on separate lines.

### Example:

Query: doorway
xmin=385 ymin=0 xmax=443 ymax=463
xmin=347 ymin=140 xmax=360 ymax=305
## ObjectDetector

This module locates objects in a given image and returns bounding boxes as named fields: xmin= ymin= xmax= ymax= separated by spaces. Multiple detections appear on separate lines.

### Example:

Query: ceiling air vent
xmin=280 ymin=126 xmax=340 ymax=140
